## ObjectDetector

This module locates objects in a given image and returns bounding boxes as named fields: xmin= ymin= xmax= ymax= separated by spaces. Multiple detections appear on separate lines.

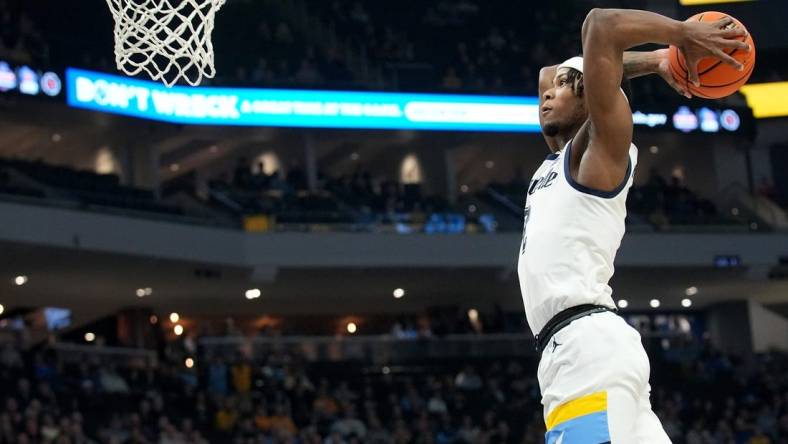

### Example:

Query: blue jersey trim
xmin=545 ymin=153 xmax=559 ymax=161
xmin=563 ymin=141 xmax=632 ymax=199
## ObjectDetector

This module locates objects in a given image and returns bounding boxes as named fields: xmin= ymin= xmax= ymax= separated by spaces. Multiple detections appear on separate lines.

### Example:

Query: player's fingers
xmin=722 ymin=39 xmax=750 ymax=51
xmin=660 ymin=67 xmax=690 ymax=98
xmin=714 ymin=49 xmax=744 ymax=70
xmin=714 ymin=17 xmax=735 ymax=28
xmin=686 ymin=58 xmax=701 ymax=86
xmin=720 ymin=27 xmax=746 ymax=39
xmin=665 ymin=74 xmax=691 ymax=98
xmin=669 ymin=76 xmax=692 ymax=99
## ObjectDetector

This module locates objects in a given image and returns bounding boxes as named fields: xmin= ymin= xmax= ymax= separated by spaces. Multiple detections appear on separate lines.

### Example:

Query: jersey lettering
xmin=528 ymin=170 xmax=558 ymax=195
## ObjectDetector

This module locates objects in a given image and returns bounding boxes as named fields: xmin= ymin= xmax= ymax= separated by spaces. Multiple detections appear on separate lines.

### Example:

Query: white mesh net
xmin=106 ymin=0 xmax=226 ymax=87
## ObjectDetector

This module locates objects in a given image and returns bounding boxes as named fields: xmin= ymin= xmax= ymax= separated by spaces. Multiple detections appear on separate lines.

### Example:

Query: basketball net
xmin=105 ymin=0 xmax=226 ymax=87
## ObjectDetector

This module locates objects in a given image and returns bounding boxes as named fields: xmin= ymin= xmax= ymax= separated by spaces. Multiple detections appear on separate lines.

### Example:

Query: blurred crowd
xmin=628 ymin=169 xmax=724 ymax=229
xmin=216 ymin=157 xmax=454 ymax=226
xmin=0 ymin=337 xmax=787 ymax=444
xmin=220 ymin=155 xmax=741 ymax=232
xmin=0 ymin=0 xmax=47 ymax=65
xmin=2 ymin=0 xmax=785 ymax=96
xmin=488 ymin=166 xmax=734 ymax=230
xmin=0 ymin=152 xmax=743 ymax=232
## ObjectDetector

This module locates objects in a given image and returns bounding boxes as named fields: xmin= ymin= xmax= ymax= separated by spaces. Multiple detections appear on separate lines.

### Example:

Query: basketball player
xmin=517 ymin=9 xmax=749 ymax=443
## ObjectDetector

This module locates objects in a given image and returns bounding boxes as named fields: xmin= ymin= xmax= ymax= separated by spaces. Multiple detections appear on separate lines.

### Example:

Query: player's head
xmin=541 ymin=57 xmax=588 ymax=139
xmin=541 ymin=56 xmax=632 ymax=140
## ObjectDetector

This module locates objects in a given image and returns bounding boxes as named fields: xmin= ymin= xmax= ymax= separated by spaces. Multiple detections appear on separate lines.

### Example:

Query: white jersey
xmin=517 ymin=141 xmax=637 ymax=335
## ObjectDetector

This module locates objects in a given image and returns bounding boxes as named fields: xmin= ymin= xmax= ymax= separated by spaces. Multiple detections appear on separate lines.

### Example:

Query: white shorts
xmin=537 ymin=311 xmax=672 ymax=444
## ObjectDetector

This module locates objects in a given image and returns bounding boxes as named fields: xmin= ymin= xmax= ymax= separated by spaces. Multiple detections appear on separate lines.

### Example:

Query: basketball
xmin=668 ymin=11 xmax=756 ymax=99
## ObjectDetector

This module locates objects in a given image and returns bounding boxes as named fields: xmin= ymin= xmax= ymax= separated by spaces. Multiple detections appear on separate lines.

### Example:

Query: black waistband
xmin=534 ymin=304 xmax=616 ymax=354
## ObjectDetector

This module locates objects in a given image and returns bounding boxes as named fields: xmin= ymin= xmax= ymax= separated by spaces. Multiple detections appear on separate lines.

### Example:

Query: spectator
xmin=208 ymin=358 xmax=228 ymax=395
xmin=441 ymin=67 xmax=463 ymax=90
xmin=230 ymin=359 xmax=252 ymax=394
xmin=214 ymin=399 xmax=237 ymax=432
xmin=331 ymin=405 xmax=367 ymax=438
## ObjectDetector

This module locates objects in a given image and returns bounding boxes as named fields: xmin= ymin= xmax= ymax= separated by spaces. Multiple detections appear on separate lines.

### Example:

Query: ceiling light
xmin=185 ymin=358 xmax=195 ymax=368
xmin=84 ymin=332 xmax=95 ymax=342
xmin=14 ymin=275 xmax=28 ymax=286
xmin=468 ymin=309 xmax=479 ymax=321
xmin=245 ymin=289 xmax=261 ymax=300
xmin=685 ymin=286 xmax=698 ymax=296
xmin=149 ymin=315 xmax=158 ymax=324
xmin=649 ymin=299 xmax=660 ymax=308
xmin=136 ymin=288 xmax=146 ymax=297
xmin=617 ymin=299 xmax=628 ymax=309
xmin=0 ymin=304 xmax=4 ymax=315
xmin=174 ymin=325 xmax=184 ymax=336
xmin=393 ymin=288 xmax=405 ymax=299
xmin=681 ymin=298 xmax=693 ymax=308
xmin=347 ymin=322 xmax=357 ymax=334
xmin=169 ymin=312 xmax=180 ymax=323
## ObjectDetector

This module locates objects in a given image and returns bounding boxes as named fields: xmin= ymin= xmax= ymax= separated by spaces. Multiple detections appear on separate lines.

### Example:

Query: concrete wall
xmin=1 ymin=200 xmax=786 ymax=268
xmin=706 ymin=301 xmax=753 ymax=358
xmin=749 ymin=300 xmax=788 ymax=353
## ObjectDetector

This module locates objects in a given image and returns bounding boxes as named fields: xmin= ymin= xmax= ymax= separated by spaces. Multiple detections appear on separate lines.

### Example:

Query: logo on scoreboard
xmin=720 ymin=109 xmax=741 ymax=131
xmin=40 ymin=72 xmax=62 ymax=97
xmin=0 ymin=62 xmax=16 ymax=91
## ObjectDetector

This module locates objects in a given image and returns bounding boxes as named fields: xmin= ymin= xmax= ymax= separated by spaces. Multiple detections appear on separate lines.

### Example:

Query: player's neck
xmin=553 ymin=126 xmax=582 ymax=153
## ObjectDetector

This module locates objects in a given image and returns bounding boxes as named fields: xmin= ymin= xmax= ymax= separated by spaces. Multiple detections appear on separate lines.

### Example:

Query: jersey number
xmin=520 ymin=206 xmax=531 ymax=254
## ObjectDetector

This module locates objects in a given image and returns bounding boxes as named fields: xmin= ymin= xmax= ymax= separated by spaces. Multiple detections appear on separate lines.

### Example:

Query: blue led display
xmin=66 ymin=68 xmax=542 ymax=132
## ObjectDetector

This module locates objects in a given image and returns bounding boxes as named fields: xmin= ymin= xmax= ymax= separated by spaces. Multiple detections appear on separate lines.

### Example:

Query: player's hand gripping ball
xmin=668 ymin=11 xmax=755 ymax=99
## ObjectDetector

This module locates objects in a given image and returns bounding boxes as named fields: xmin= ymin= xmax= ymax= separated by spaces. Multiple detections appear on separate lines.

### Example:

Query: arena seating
xmin=0 ymin=158 xmax=183 ymax=217
xmin=0 ymin=338 xmax=785 ymax=443
xmin=0 ymin=155 xmax=751 ymax=232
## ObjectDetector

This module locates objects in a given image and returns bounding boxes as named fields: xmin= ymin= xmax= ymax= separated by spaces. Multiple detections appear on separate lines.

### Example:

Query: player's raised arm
xmin=537 ymin=53 xmax=674 ymax=153
xmin=578 ymin=8 xmax=748 ymax=189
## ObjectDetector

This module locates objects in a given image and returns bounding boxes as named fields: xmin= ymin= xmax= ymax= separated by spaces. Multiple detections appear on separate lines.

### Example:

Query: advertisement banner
xmin=66 ymin=68 xmax=542 ymax=132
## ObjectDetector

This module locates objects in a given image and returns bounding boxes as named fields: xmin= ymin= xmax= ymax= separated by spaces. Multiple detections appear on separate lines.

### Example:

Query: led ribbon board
xmin=679 ymin=0 xmax=755 ymax=5
xmin=66 ymin=68 xmax=542 ymax=132
xmin=66 ymin=68 xmax=753 ymax=133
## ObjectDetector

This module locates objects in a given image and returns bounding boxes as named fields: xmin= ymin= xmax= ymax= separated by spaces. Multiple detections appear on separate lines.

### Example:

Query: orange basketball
xmin=668 ymin=11 xmax=755 ymax=99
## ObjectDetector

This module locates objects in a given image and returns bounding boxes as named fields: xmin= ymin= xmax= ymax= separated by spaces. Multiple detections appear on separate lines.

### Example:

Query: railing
xmin=198 ymin=331 xmax=697 ymax=363
xmin=720 ymin=182 xmax=787 ymax=231
xmin=40 ymin=331 xmax=697 ymax=367
xmin=0 ymin=190 xmax=235 ymax=228
xmin=50 ymin=343 xmax=158 ymax=367
xmin=199 ymin=334 xmax=537 ymax=363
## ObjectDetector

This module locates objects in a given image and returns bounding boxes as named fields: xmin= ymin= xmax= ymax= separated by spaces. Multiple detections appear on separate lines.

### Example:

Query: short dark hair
xmin=565 ymin=67 xmax=634 ymax=105
xmin=565 ymin=68 xmax=584 ymax=97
